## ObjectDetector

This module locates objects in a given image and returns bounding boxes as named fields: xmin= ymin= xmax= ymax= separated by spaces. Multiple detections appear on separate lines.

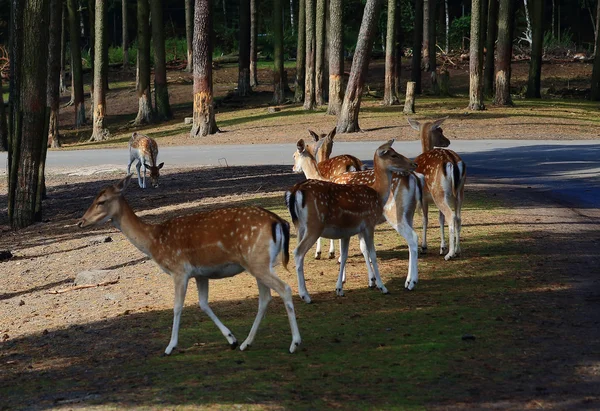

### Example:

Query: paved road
xmin=1 ymin=139 xmax=599 ymax=208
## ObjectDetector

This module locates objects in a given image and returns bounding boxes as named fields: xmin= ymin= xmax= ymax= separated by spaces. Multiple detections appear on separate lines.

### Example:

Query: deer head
xmin=375 ymin=139 xmax=418 ymax=176
xmin=306 ymin=128 xmax=336 ymax=162
xmin=408 ymin=117 xmax=451 ymax=152
xmin=143 ymin=162 xmax=164 ymax=188
xmin=78 ymin=175 xmax=132 ymax=228
xmin=292 ymin=139 xmax=324 ymax=178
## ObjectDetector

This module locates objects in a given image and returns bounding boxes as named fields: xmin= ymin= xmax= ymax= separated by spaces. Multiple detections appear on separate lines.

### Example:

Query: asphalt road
xmin=1 ymin=139 xmax=599 ymax=209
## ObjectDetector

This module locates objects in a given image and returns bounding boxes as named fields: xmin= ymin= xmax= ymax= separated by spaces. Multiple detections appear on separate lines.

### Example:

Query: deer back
xmin=415 ymin=149 xmax=465 ymax=197
xmin=317 ymin=154 xmax=364 ymax=178
xmin=129 ymin=132 xmax=159 ymax=166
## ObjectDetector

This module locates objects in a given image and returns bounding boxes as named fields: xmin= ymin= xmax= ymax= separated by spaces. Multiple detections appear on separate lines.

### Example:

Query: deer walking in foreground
xmin=408 ymin=117 xmax=466 ymax=261
xmin=286 ymin=140 xmax=417 ymax=303
xmin=78 ymin=175 xmax=301 ymax=354
xmin=127 ymin=132 xmax=164 ymax=188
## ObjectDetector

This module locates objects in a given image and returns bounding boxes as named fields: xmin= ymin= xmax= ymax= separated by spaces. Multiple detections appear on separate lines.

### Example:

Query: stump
xmin=403 ymin=81 xmax=416 ymax=114
xmin=438 ymin=69 xmax=451 ymax=96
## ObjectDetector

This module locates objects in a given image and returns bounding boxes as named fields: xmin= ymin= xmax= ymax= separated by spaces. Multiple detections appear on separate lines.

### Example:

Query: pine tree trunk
xmin=294 ymin=0 xmax=306 ymax=102
xmin=47 ymin=0 xmax=62 ymax=148
xmin=327 ymin=0 xmax=343 ymax=114
xmin=427 ymin=0 xmax=436 ymax=90
xmin=403 ymin=81 xmax=416 ymax=113
xmin=190 ymin=0 xmax=219 ymax=136
xmin=134 ymin=0 xmax=153 ymax=124
xmin=484 ymin=0 xmax=498 ymax=97
xmin=90 ymin=0 xmax=110 ymax=142
xmin=88 ymin=0 xmax=95 ymax=92
xmin=123 ymin=0 xmax=129 ymax=68
xmin=0 ymin=75 xmax=7 ymax=151
xmin=315 ymin=0 xmax=326 ymax=106
xmin=526 ymin=0 xmax=543 ymax=98
xmin=422 ymin=0 xmax=430 ymax=70
xmin=494 ymin=0 xmax=514 ymax=105
xmin=60 ymin=4 xmax=67 ymax=93
xmin=68 ymin=0 xmax=86 ymax=126
xmin=238 ymin=0 xmax=252 ymax=96
xmin=383 ymin=0 xmax=398 ymax=105
xmin=185 ymin=0 xmax=193 ymax=72
xmin=336 ymin=0 xmax=382 ymax=133
xmin=150 ymin=0 xmax=173 ymax=120
xmin=394 ymin=0 xmax=402 ymax=97
xmin=304 ymin=0 xmax=316 ymax=109
xmin=592 ymin=1 xmax=600 ymax=100
xmin=250 ymin=0 xmax=259 ymax=87
xmin=468 ymin=0 xmax=485 ymax=110
xmin=272 ymin=0 xmax=285 ymax=104
xmin=411 ymin=0 xmax=423 ymax=94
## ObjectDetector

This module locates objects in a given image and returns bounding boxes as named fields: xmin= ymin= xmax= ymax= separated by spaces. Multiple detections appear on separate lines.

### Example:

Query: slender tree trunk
xmin=403 ymin=81 xmax=416 ymax=113
xmin=304 ymin=0 xmax=316 ymax=109
xmin=134 ymin=0 xmax=153 ymax=124
xmin=47 ymin=0 xmax=62 ymax=148
xmin=595 ymin=0 xmax=600 ymax=56
xmin=494 ymin=0 xmax=514 ymax=105
xmin=294 ymin=0 xmax=306 ymax=102
xmin=250 ymin=0 xmax=259 ymax=87
xmin=592 ymin=1 xmax=600 ymax=100
xmin=60 ymin=4 xmax=67 ymax=93
xmin=445 ymin=0 xmax=449 ymax=53
xmin=190 ymin=0 xmax=219 ymax=136
xmin=327 ymin=0 xmax=343 ymax=114
xmin=526 ymin=0 xmax=543 ymax=98
xmin=484 ymin=0 xmax=498 ymax=97
xmin=336 ymin=0 xmax=382 ymax=133
xmin=468 ymin=0 xmax=485 ymax=110
xmin=383 ymin=0 xmax=398 ymax=105
xmin=423 ymin=0 xmax=430 ymax=70
xmin=90 ymin=0 xmax=109 ymax=141
xmin=150 ymin=0 xmax=173 ymax=120
xmin=238 ymin=0 xmax=252 ymax=95
xmin=0 ymin=75 xmax=7 ymax=151
xmin=67 ymin=0 xmax=86 ymax=126
xmin=315 ymin=0 xmax=326 ymax=105
xmin=272 ymin=0 xmax=285 ymax=103
xmin=88 ymin=0 xmax=95 ymax=87
xmin=427 ymin=0 xmax=437 ymax=93
xmin=123 ymin=0 xmax=129 ymax=68
xmin=290 ymin=0 xmax=295 ymax=35
xmin=411 ymin=0 xmax=423 ymax=94
xmin=222 ymin=0 xmax=227 ymax=26
xmin=185 ymin=0 xmax=193 ymax=72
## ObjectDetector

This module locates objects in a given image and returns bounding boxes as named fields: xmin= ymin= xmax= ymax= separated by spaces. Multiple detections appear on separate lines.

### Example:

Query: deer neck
xmin=420 ymin=126 xmax=434 ymax=153
xmin=111 ymin=197 xmax=158 ymax=257
xmin=371 ymin=162 xmax=394 ymax=206
xmin=301 ymin=156 xmax=326 ymax=181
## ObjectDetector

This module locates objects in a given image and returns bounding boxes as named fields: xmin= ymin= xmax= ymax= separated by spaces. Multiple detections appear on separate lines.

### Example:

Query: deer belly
xmin=186 ymin=262 xmax=245 ymax=279
xmin=320 ymin=226 xmax=362 ymax=239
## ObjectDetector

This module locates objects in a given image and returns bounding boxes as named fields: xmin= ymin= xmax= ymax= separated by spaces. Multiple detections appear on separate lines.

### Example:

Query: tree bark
xmin=294 ymin=0 xmax=306 ymax=102
xmin=403 ymin=81 xmax=416 ymax=113
xmin=468 ymin=0 xmax=485 ymax=110
xmin=304 ymin=0 xmax=316 ymax=109
xmin=427 ymin=0 xmax=437 ymax=92
xmin=272 ymin=0 xmax=285 ymax=103
xmin=411 ymin=0 xmax=423 ymax=94
xmin=250 ymin=0 xmax=259 ymax=87
xmin=525 ymin=0 xmax=543 ymax=98
xmin=67 ymin=0 xmax=86 ymax=126
xmin=238 ymin=0 xmax=252 ymax=96
xmin=336 ymin=0 xmax=382 ymax=133
xmin=185 ymin=0 xmax=193 ymax=72
xmin=122 ymin=0 xmax=129 ymax=68
xmin=592 ymin=1 xmax=600 ymax=100
xmin=134 ymin=0 xmax=153 ymax=124
xmin=89 ymin=0 xmax=109 ymax=142
xmin=327 ymin=0 xmax=343 ymax=114
xmin=315 ymin=0 xmax=326 ymax=106
xmin=494 ymin=0 xmax=514 ymax=105
xmin=0 ymin=75 xmax=7 ymax=151
xmin=423 ymin=0 xmax=430 ymax=70
xmin=150 ymin=0 xmax=173 ymax=120
xmin=190 ymin=0 xmax=219 ymax=136
xmin=394 ymin=0 xmax=402 ymax=97
xmin=484 ymin=0 xmax=498 ymax=97
xmin=47 ymin=0 xmax=62 ymax=148
xmin=60 ymin=4 xmax=67 ymax=93
xmin=383 ymin=0 xmax=398 ymax=105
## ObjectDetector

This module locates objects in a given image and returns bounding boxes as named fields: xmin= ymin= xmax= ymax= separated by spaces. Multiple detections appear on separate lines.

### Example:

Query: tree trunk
xmin=190 ymin=0 xmax=219 ymax=136
xmin=8 ymin=0 xmax=50 ymax=228
xmin=185 ymin=0 xmax=193 ymax=72
xmin=304 ymin=0 xmax=316 ymax=109
xmin=427 ymin=0 xmax=437 ymax=91
xmin=315 ymin=0 xmax=326 ymax=106
xmin=88 ymin=0 xmax=95 ymax=92
xmin=290 ymin=0 xmax=295 ymax=35
xmin=134 ymin=0 xmax=153 ymax=124
xmin=122 ymin=0 xmax=129 ymax=68
xmin=238 ymin=0 xmax=252 ymax=96
xmin=526 ymin=0 xmax=543 ymax=98
xmin=445 ymin=0 xmax=449 ymax=53
xmin=60 ymin=4 xmax=67 ymax=93
xmin=272 ymin=0 xmax=285 ymax=103
xmin=394 ymin=0 xmax=402 ymax=97
xmin=494 ymin=0 xmax=514 ymax=106
xmin=468 ymin=0 xmax=485 ymax=110
xmin=89 ymin=0 xmax=110 ymax=142
xmin=438 ymin=68 xmax=450 ymax=96
xmin=250 ymin=0 xmax=259 ymax=87
xmin=383 ymin=0 xmax=398 ymax=105
xmin=423 ymin=0 xmax=430 ymax=70
xmin=592 ymin=1 xmax=600 ymax=100
xmin=336 ymin=0 xmax=382 ymax=133
xmin=411 ymin=0 xmax=423 ymax=94
xmin=68 ymin=0 xmax=86 ymax=126
xmin=484 ymin=0 xmax=498 ymax=97
xmin=150 ymin=0 xmax=173 ymax=120
xmin=595 ymin=0 xmax=600 ymax=56
xmin=0 ymin=75 xmax=7 ymax=151
xmin=47 ymin=0 xmax=63 ymax=148
xmin=327 ymin=0 xmax=343 ymax=114
xmin=294 ymin=0 xmax=306 ymax=102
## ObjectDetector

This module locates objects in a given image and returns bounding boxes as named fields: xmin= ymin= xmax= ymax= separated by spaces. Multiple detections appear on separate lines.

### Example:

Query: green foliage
xmin=543 ymin=29 xmax=577 ymax=55
xmin=449 ymin=15 xmax=471 ymax=51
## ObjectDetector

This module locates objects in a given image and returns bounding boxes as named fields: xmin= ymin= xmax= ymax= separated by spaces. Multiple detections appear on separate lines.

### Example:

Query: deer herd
xmin=78 ymin=117 xmax=466 ymax=355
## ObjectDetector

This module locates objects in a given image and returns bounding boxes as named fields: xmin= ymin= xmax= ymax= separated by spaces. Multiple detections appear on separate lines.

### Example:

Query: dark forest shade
xmin=294 ymin=0 xmax=306 ymax=102
xmin=484 ymin=0 xmax=498 ymax=97
xmin=238 ymin=0 xmax=252 ymax=96
xmin=411 ymin=0 xmax=423 ymax=94
xmin=526 ymin=0 xmax=544 ymax=98
xmin=150 ymin=0 xmax=173 ymax=120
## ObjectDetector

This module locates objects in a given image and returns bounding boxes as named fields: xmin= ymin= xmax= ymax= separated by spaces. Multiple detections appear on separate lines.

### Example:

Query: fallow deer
xmin=127 ymin=132 xmax=164 ymax=188
xmin=78 ymin=175 xmax=302 ymax=354
xmin=408 ymin=117 xmax=466 ymax=261
xmin=285 ymin=140 xmax=417 ymax=303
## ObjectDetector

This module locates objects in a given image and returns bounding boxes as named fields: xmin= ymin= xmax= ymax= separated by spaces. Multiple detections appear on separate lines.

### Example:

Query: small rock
xmin=18 ymin=300 xmax=25 ymax=306
xmin=0 ymin=250 xmax=13 ymax=262
xmin=89 ymin=236 xmax=112 ymax=245
xmin=462 ymin=334 xmax=476 ymax=341
xmin=184 ymin=117 xmax=193 ymax=124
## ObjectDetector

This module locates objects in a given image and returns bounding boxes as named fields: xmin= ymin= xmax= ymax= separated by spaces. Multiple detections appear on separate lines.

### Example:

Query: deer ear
xmin=158 ymin=162 xmax=164 ymax=169
xmin=314 ymin=138 xmax=326 ymax=153
xmin=407 ymin=118 xmax=420 ymax=131
xmin=144 ymin=163 xmax=151 ymax=169
xmin=297 ymin=139 xmax=306 ymax=152
xmin=308 ymin=130 xmax=320 ymax=142
xmin=116 ymin=174 xmax=133 ymax=192
xmin=327 ymin=127 xmax=337 ymax=140
xmin=431 ymin=116 xmax=448 ymax=130
xmin=376 ymin=139 xmax=395 ymax=156
xmin=132 ymin=132 xmax=138 ymax=138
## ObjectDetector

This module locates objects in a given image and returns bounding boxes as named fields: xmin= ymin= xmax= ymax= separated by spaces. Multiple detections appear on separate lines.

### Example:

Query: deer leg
xmin=421 ymin=199 xmax=429 ymax=253
xmin=315 ymin=237 xmax=322 ymax=259
xmin=135 ymin=162 xmax=143 ymax=188
xmin=335 ymin=237 xmax=350 ymax=296
xmin=455 ymin=187 xmax=465 ymax=255
xmin=328 ymin=240 xmax=335 ymax=259
xmin=437 ymin=201 xmax=457 ymax=260
xmin=240 ymin=279 xmax=272 ymax=351
xmin=438 ymin=210 xmax=447 ymax=255
xmin=294 ymin=229 xmax=322 ymax=304
xmin=141 ymin=163 xmax=147 ymax=189
xmin=126 ymin=157 xmax=134 ymax=175
xmin=358 ymin=235 xmax=376 ymax=288
xmin=195 ymin=277 xmax=237 ymax=348
xmin=398 ymin=221 xmax=419 ymax=291
xmin=362 ymin=230 xmax=388 ymax=294
xmin=165 ymin=274 xmax=190 ymax=355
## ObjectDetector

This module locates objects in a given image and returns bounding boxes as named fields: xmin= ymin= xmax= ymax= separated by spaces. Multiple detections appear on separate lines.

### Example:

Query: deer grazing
xmin=286 ymin=140 xmax=417 ymax=303
xmin=78 ymin=175 xmax=301 ymax=354
xmin=127 ymin=132 xmax=164 ymax=188
xmin=408 ymin=117 xmax=466 ymax=261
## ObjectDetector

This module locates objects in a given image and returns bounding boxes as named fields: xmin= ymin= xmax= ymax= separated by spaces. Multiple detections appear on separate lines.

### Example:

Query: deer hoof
xmin=335 ymin=288 xmax=345 ymax=297
xmin=314 ymin=251 xmax=321 ymax=260
xmin=300 ymin=294 xmax=312 ymax=304
xmin=420 ymin=246 xmax=428 ymax=254
xmin=405 ymin=280 xmax=416 ymax=290
xmin=328 ymin=252 xmax=335 ymax=259
xmin=378 ymin=286 xmax=390 ymax=294
xmin=230 ymin=340 xmax=239 ymax=350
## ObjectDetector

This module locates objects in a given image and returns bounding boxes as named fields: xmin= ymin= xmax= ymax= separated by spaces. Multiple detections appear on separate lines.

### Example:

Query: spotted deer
xmin=127 ymin=132 xmax=164 ymax=188
xmin=78 ymin=175 xmax=301 ymax=355
xmin=408 ymin=117 xmax=466 ymax=260
xmin=285 ymin=140 xmax=417 ymax=303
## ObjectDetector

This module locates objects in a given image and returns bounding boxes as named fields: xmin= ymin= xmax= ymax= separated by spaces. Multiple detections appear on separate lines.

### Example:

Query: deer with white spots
xmin=127 ymin=132 xmax=164 ymax=188
xmin=78 ymin=175 xmax=301 ymax=355
xmin=286 ymin=140 xmax=417 ymax=303
xmin=408 ymin=117 xmax=466 ymax=260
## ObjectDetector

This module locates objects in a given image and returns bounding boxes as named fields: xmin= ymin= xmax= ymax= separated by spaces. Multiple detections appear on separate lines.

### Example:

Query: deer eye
xmin=96 ymin=200 xmax=106 ymax=206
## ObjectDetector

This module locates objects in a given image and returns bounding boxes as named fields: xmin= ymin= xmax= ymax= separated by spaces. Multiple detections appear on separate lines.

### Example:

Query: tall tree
xmin=427 ymin=0 xmax=437 ymax=91
xmin=304 ymin=0 xmax=316 ymax=109
xmin=592 ymin=0 xmax=600 ymax=100
xmin=190 ymin=0 xmax=219 ymax=136
xmin=67 ymin=0 xmax=86 ymax=126
xmin=468 ymin=0 xmax=485 ymax=110
xmin=383 ymin=0 xmax=399 ymax=105
xmin=238 ymin=0 xmax=252 ymax=95
xmin=337 ymin=0 xmax=383 ymax=133
xmin=0 ymin=75 xmax=7 ymax=151
xmin=122 ymin=0 xmax=129 ymax=68
xmin=525 ymin=0 xmax=543 ymax=98
xmin=422 ymin=0 xmax=430 ymax=70
xmin=327 ymin=0 xmax=343 ymax=114
xmin=90 ymin=0 xmax=109 ymax=141
xmin=484 ymin=0 xmax=499 ymax=97
xmin=134 ymin=0 xmax=153 ymax=124
xmin=273 ymin=0 xmax=285 ymax=103
xmin=394 ymin=0 xmax=402 ymax=97
xmin=411 ymin=0 xmax=423 ymax=94
xmin=150 ymin=0 xmax=173 ymax=120
xmin=185 ymin=0 xmax=193 ymax=72
xmin=315 ymin=0 xmax=326 ymax=106
xmin=47 ymin=0 xmax=63 ymax=148
xmin=294 ymin=0 xmax=306 ymax=102
xmin=60 ymin=4 xmax=67 ymax=92
xmin=250 ymin=0 xmax=259 ymax=87
xmin=8 ymin=0 xmax=50 ymax=228
xmin=494 ymin=0 xmax=514 ymax=105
